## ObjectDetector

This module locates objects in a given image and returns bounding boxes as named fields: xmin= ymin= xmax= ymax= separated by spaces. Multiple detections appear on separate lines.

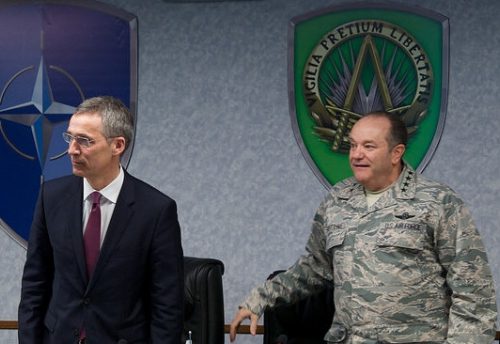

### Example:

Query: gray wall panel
xmin=1 ymin=0 xmax=499 ymax=343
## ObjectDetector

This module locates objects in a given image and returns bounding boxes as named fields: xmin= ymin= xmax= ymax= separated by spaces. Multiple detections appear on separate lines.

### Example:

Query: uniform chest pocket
xmin=326 ymin=228 xmax=348 ymax=284
xmin=376 ymin=225 xmax=425 ymax=251
xmin=371 ymin=224 xmax=427 ymax=286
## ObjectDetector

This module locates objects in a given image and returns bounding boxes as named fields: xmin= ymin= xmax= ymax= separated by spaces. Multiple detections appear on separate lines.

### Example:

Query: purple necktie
xmin=83 ymin=192 xmax=101 ymax=279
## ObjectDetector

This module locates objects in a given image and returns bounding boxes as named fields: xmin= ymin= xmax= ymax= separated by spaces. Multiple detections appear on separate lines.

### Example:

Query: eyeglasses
xmin=62 ymin=132 xmax=96 ymax=148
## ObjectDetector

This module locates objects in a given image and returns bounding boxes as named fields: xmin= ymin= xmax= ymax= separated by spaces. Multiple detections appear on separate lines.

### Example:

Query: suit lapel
xmin=86 ymin=173 xmax=135 ymax=292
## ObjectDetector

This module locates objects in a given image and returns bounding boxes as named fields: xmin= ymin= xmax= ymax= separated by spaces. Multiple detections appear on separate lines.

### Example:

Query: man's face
xmin=66 ymin=112 xmax=121 ymax=185
xmin=348 ymin=116 xmax=404 ymax=191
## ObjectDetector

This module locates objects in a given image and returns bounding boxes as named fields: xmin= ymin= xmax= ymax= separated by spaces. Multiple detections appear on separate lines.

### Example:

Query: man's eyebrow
xmin=66 ymin=131 xmax=91 ymax=138
xmin=348 ymin=137 xmax=377 ymax=144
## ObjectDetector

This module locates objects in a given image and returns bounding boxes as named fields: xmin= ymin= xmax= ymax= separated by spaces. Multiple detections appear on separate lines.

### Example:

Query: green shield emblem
xmin=289 ymin=3 xmax=449 ymax=188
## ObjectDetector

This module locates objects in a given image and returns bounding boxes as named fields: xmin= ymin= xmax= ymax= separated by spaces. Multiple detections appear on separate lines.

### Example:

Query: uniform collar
xmin=394 ymin=163 xmax=416 ymax=199
xmin=337 ymin=162 xmax=417 ymax=200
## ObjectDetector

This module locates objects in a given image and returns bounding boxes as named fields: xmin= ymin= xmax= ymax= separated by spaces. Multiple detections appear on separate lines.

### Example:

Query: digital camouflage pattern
xmin=241 ymin=164 xmax=497 ymax=343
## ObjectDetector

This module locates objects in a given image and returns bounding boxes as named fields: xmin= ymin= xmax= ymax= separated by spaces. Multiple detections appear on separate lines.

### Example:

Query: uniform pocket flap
xmin=326 ymin=229 xmax=346 ymax=250
xmin=376 ymin=226 xmax=424 ymax=250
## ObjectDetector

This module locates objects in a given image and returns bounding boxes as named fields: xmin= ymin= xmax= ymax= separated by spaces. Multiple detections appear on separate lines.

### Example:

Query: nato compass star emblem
xmin=0 ymin=1 xmax=138 ymax=247
xmin=0 ymin=56 xmax=81 ymax=245
xmin=0 ymin=56 xmax=79 ymax=165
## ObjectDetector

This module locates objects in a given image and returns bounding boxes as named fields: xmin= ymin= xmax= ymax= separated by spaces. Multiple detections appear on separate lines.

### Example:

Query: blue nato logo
xmin=0 ymin=1 xmax=137 ymax=247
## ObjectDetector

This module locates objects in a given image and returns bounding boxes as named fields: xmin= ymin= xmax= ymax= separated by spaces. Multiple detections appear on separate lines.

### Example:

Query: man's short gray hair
xmin=74 ymin=96 xmax=134 ymax=150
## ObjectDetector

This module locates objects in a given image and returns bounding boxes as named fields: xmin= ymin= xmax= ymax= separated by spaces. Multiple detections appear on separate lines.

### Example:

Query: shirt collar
xmin=83 ymin=166 xmax=125 ymax=204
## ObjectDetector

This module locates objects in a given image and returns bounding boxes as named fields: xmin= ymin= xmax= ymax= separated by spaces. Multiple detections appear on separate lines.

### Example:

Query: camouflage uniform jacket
xmin=241 ymin=164 xmax=497 ymax=343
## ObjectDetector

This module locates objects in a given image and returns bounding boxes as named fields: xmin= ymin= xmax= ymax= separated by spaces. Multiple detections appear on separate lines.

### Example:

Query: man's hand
xmin=229 ymin=307 xmax=259 ymax=342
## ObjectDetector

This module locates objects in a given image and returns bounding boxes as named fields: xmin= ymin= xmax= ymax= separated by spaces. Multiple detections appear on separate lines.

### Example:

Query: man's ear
xmin=112 ymin=137 xmax=126 ymax=156
xmin=392 ymin=143 xmax=406 ymax=164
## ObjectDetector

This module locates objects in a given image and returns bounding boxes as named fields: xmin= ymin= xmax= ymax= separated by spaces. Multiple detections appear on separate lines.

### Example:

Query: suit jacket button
xmin=73 ymin=328 xmax=80 ymax=336
xmin=83 ymin=298 xmax=90 ymax=305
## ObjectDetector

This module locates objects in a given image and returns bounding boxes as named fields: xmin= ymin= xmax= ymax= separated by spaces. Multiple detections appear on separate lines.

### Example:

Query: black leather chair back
xmin=183 ymin=257 xmax=224 ymax=344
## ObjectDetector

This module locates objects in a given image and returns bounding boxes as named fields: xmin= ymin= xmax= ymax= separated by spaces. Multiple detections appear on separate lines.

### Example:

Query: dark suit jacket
xmin=18 ymin=172 xmax=184 ymax=344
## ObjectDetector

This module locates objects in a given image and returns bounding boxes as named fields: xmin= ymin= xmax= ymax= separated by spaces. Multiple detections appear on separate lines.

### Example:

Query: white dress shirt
xmin=82 ymin=166 xmax=125 ymax=247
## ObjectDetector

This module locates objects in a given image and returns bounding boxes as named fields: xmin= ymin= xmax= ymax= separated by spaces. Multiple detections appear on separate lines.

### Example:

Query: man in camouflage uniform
xmin=229 ymin=112 xmax=497 ymax=343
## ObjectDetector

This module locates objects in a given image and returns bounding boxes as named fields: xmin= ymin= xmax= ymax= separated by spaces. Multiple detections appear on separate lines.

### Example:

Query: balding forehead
xmin=349 ymin=116 xmax=391 ymax=144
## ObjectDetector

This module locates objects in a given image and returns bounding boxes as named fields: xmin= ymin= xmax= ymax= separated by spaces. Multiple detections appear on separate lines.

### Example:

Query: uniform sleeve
xmin=241 ymin=200 xmax=333 ymax=316
xmin=436 ymin=196 xmax=497 ymax=344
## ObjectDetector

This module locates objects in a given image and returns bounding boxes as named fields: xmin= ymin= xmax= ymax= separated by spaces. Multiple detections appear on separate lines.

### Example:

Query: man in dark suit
xmin=18 ymin=96 xmax=184 ymax=344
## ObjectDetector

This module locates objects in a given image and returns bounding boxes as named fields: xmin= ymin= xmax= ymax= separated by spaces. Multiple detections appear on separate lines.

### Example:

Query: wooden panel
xmin=223 ymin=324 xmax=264 ymax=335
xmin=0 ymin=321 xmax=17 ymax=330
xmin=2 ymin=320 xmax=499 ymax=340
